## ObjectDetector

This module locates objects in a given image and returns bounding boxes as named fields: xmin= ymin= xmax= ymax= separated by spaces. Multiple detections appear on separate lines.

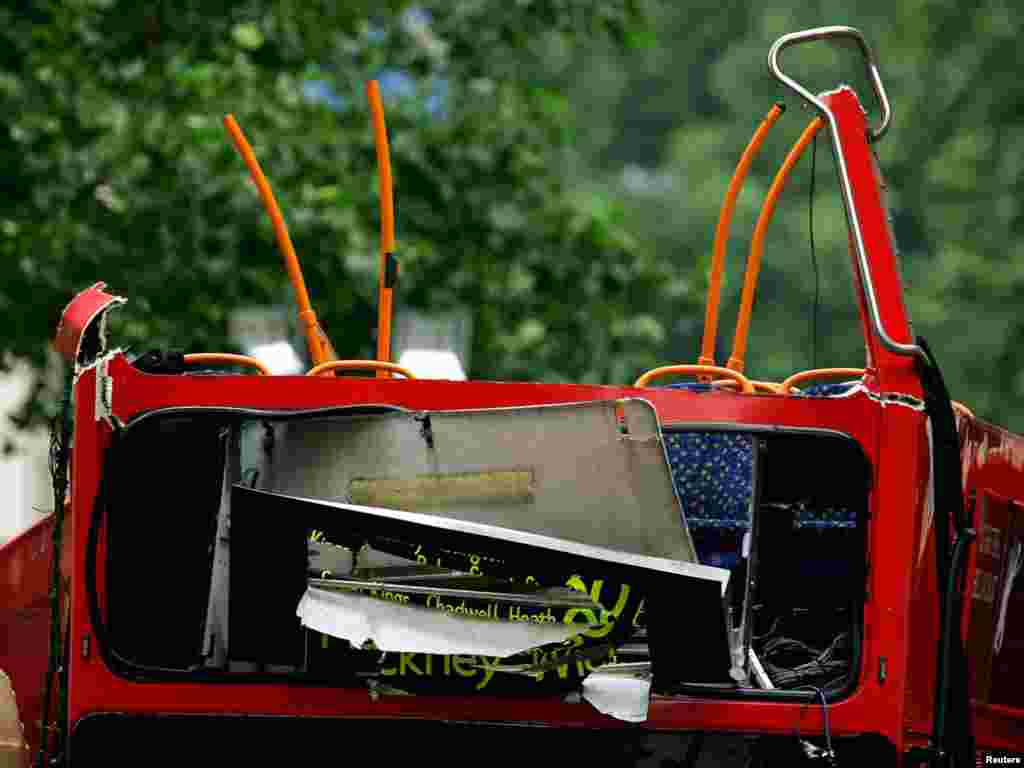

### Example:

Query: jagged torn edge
xmin=55 ymin=282 xmax=127 ymax=375
xmin=791 ymin=381 xmax=926 ymax=412
xmin=54 ymin=282 xmax=127 ymax=427
xmin=78 ymin=349 xmax=125 ymax=429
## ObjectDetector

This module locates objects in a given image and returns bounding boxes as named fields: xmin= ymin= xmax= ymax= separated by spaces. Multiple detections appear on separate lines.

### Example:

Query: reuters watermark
xmin=979 ymin=753 xmax=1023 ymax=766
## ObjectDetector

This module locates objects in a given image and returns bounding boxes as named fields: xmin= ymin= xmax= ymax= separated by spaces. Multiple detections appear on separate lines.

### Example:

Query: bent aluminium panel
xmin=265 ymin=399 xmax=698 ymax=563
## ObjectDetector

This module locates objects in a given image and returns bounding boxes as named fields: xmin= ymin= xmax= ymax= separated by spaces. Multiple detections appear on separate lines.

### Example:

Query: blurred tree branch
xmin=0 ymin=0 xmax=650 ymax=430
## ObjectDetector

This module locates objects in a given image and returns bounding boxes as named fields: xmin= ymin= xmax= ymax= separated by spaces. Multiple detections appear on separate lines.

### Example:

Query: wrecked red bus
xmin=2 ymin=26 xmax=1022 ymax=768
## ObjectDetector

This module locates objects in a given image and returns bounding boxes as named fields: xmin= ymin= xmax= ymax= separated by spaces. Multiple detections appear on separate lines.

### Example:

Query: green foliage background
xmin=2 ymin=0 xmax=1023 ymax=430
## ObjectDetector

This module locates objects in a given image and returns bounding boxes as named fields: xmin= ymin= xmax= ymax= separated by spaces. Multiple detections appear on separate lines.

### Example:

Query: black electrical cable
xmin=36 ymin=371 xmax=73 ymax=768
xmin=752 ymin=615 xmax=782 ymax=641
xmin=760 ymin=631 xmax=850 ymax=689
xmin=793 ymin=685 xmax=836 ymax=766
xmin=813 ymin=685 xmax=836 ymax=765
xmin=916 ymin=336 xmax=976 ymax=767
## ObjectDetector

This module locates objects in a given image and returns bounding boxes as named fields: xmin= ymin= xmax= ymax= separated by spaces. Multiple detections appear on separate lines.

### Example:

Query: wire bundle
xmin=760 ymin=631 xmax=850 ymax=689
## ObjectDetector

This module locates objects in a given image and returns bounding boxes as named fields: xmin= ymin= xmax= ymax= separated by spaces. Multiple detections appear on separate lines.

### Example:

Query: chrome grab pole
xmin=768 ymin=26 xmax=926 ymax=363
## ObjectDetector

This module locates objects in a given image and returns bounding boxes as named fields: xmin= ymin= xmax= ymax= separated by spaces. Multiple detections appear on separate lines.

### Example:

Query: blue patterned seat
xmin=664 ymin=432 xmax=754 ymax=530
xmin=662 ymin=428 xmax=857 ymax=567
xmin=663 ymin=430 xmax=752 ymax=569
xmin=654 ymin=383 xmax=858 ymax=542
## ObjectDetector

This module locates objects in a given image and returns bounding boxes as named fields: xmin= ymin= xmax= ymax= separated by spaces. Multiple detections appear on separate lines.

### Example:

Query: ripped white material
xmin=582 ymin=669 xmax=651 ymax=722
xmin=296 ymin=587 xmax=591 ymax=657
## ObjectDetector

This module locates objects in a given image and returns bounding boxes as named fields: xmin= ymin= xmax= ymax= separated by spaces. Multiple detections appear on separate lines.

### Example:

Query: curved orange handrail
xmin=634 ymin=364 xmax=754 ymax=393
xmin=223 ymin=115 xmax=334 ymax=366
xmin=367 ymin=81 xmax=397 ymax=378
xmin=726 ymin=117 xmax=825 ymax=374
xmin=713 ymin=378 xmax=785 ymax=394
xmin=782 ymin=367 xmax=865 ymax=393
xmin=183 ymin=353 xmax=270 ymax=376
xmin=306 ymin=360 xmax=415 ymax=379
xmin=699 ymin=103 xmax=785 ymax=375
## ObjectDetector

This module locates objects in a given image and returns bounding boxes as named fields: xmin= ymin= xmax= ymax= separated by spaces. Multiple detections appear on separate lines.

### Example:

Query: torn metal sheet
xmin=266 ymin=399 xmax=698 ymax=562
xmin=297 ymin=586 xmax=593 ymax=657
xmin=53 ymin=281 xmax=126 ymax=371
xmin=233 ymin=485 xmax=735 ymax=688
xmin=582 ymin=666 xmax=652 ymax=723
xmin=235 ymin=487 xmax=728 ymax=594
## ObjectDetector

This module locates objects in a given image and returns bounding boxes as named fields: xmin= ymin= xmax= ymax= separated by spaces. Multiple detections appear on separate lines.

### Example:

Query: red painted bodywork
xmin=1 ymin=518 xmax=61 ymax=753
xmin=67 ymin=358 xmax=897 ymax=736
xmin=2 ymin=86 xmax=1022 ymax=764
xmin=52 ymin=282 xmax=124 ymax=367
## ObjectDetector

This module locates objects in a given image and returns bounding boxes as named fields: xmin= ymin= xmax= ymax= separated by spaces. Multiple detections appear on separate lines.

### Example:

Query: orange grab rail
xmin=727 ymin=117 xmax=825 ymax=373
xmin=183 ymin=353 xmax=270 ymax=376
xmin=306 ymin=360 xmax=415 ymax=379
xmin=367 ymin=80 xmax=397 ymax=378
xmin=699 ymin=103 xmax=786 ymax=373
xmin=634 ymin=364 xmax=754 ymax=393
xmin=223 ymin=115 xmax=334 ymax=366
xmin=713 ymin=378 xmax=785 ymax=394
xmin=781 ymin=367 xmax=865 ymax=393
